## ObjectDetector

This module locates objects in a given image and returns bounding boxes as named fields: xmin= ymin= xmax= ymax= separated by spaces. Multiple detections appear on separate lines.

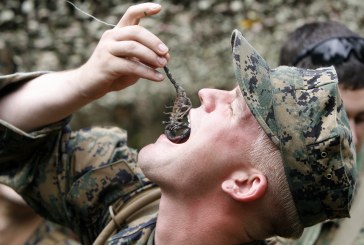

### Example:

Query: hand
xmin=77 ymin=2 xmax=169 ymax=100
xmin=0 ymin=3 xmax=170 ymax=131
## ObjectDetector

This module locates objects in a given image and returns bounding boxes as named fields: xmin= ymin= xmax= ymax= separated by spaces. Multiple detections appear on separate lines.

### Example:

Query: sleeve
xmin=0 ymin=72 xmax=154 ymax=244
xmin=0 ymin=121 xmax=154 ymax=244
xmin=0 ymin=71 xmax=50 ymax=90
xmin=25 ymin=220 xmax=81 ymax=245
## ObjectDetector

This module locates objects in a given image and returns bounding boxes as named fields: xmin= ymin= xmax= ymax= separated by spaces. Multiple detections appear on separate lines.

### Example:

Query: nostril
xmin=198 ymin=89 xmax=217 ymax=113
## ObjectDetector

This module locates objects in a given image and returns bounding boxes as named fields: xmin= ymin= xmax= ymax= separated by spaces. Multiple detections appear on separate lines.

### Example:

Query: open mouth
xmin=164 ymin=115 xmax=191 ymax=144
xmin=168 ymin=128 xmax=191 ymax=144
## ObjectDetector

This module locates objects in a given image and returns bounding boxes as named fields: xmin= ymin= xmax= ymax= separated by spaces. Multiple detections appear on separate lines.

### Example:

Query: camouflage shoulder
xmin=25 ymin=220 xmax=80 ymax=245
xmin=265 ymin=223 xmax=324 ymax=245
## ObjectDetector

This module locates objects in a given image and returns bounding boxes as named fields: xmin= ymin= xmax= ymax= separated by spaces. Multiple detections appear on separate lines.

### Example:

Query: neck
xmin=154 ymin=190 xmax=251 ymax=245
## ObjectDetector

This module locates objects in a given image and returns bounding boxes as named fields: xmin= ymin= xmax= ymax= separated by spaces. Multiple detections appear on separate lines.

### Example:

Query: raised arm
xmin=0 ymin=3 xmax=169 ymax=132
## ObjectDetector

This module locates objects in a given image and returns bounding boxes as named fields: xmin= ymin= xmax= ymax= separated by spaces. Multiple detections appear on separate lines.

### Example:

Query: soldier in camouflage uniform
xmin=272 ymin=21 xmax=364 ymax=245
xmin=0 ymin=3 xmax=357 ymax=245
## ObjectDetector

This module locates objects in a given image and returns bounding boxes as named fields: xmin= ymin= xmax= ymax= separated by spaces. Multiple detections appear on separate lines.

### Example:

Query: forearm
xmin=0 ymin=69 xmax=91 ymax=132
xmin=0 ymin=3 xmax=169 ymax=132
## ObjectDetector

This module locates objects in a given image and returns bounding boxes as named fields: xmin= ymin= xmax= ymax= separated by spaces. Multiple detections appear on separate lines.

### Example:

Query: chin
xmin=137 ymin=145 xmax=151 ymax=168
xmin=138 ymin=136 xmax=177 ymax=175
xmin=137 ymin=140 xmax=164 ymax=171
xmin=137 ymin=146 xmax=163 ymax=182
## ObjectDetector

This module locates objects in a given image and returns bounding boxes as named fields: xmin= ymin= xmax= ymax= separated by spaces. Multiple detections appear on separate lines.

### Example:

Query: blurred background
xmin=1 ymin=0 xmax=364 ymax=149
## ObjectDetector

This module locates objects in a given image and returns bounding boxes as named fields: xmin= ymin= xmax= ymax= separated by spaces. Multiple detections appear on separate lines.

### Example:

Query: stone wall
xmin=1 ymin=0 xmax=364 ymax=148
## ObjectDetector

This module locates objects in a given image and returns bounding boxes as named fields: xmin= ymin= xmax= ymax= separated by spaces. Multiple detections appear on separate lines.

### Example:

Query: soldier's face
xmin=138 ymin=86 xmax=261 ymax=188
xmin=340 ymin=87 xmax=364 ymax=152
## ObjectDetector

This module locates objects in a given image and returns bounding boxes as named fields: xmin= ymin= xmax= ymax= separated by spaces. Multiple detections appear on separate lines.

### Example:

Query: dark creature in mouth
xmin=163 ymin=66 xmax=192 ymax=143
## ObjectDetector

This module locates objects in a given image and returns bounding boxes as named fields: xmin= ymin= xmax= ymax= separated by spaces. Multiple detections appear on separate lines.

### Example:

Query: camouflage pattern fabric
xmin=266 ymin=146 xmax=364 ymax=244
xmin=0 ymin=72 xmax=158 ymax=244
xmin=107 ymin=216 xmax=157 ymax=245
xmin=0 ymin=71 xmax=50 ymax=90
xmin=0 ymin=117 xmax=158 ymax=245
xmin=0 ymin=72 xmax=81 ymax=245
xmin=268 ymin=218 xmax=364 ymax=245
xmin=0 ymin=72 xmax=271 ymax=245
xmin=231 ymin=29 xmax=356 ymax=227
xmin=25 ymin=220 xmax=80 ymax=245
xmin=0 ymin=29 xmax=357 ymax=244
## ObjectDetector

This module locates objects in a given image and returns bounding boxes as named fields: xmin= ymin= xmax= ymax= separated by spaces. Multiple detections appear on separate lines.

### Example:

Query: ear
xmin=221 ymin=172 xmax=267 ymax=202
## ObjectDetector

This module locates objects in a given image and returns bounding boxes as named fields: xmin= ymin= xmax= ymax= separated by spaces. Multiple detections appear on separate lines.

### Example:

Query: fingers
xmin=98 ymin=3 xmax=168 ymax=88
xmin=116 ymin=3 xmax=161 ymax=27
xmin=111 ymin=4 xmax=169 ymax=68
xmin=109 ymin=41 xmax=167 ymax=68
xmin=109 ymin=57 xmax=165 ymax=82
xmin=107 ymin=25 xmax=169 ymax=58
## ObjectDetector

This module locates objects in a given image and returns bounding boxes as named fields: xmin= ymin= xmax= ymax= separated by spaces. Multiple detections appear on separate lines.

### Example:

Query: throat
xmin=154 ymin=194 xmax=248 ymax=245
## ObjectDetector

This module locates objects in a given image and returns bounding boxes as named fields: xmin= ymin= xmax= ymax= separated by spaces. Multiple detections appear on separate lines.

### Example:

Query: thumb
xmin=115 ymin=3 xmax=161 ymax=27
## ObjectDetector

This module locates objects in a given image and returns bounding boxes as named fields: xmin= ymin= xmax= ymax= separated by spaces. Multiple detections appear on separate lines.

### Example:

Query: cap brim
xmin=231 ymin=29 xmax=279 ymax=145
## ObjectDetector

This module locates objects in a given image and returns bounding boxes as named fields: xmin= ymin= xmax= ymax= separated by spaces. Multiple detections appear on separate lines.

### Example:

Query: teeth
xmin=187 ymin=115 xmax=191 ymax=127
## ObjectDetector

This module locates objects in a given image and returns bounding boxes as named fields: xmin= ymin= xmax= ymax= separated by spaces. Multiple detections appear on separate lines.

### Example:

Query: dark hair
xmin=279 ymin=21 xmax=364 ymax=90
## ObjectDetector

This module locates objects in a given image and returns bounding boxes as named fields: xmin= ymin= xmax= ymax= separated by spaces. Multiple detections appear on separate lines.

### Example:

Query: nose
xmin=349 ymin=118 xmax=359 ymax=149
xmin=198 ymin=88 xmax=233 ymax=112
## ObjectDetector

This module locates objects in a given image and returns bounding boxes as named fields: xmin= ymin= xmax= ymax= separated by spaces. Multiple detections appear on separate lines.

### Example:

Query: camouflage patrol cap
xmin=230 ymin=29 xmax=356 ymax=227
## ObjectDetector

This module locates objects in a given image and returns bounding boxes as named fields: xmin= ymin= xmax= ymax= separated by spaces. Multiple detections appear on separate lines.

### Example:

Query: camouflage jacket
xmin=0 ymin=72 xmax=157 ymax=245
xmin=26 ymin=220 xmax=80 ymax=245
xmin=0 ymin=72 xmax=269 ymax=245
xmin=269 ymin=221 xmax=359 ymax=245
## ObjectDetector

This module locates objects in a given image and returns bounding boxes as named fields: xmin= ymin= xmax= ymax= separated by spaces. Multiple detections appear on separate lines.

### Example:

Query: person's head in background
xmin=280 ymin=21 xmax=364 ymax=153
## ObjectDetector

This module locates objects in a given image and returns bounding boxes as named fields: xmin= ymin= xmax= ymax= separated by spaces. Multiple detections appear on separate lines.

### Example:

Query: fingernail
xmin=150 ymin=3 xmax=161 ymax=10
xmin=157 ymin=57 xmax=167 ymax=66
xmin=156 ymin=73 xmax=164 ymax=80
xmin=158 ymin=43 xmax=168 ymax=53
